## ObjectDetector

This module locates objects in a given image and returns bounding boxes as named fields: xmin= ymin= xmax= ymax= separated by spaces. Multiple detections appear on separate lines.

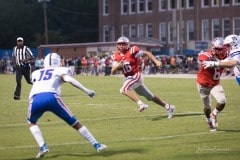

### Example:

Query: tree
xmin=0 ymin=0 xmax=98 ymax=48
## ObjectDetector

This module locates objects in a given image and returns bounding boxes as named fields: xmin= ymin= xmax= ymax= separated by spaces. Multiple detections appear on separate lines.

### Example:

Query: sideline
xmin=113 ymin=73 xmax=235 ymax=79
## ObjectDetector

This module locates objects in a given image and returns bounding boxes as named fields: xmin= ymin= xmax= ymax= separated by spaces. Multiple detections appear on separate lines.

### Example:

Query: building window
xmin=201 ymin=0 xmax=209 ymax=7
xmin=130 ymin=0 xmax=136 ymax=14
xmin=159 ymin=0 xmax=167 ymax=11
xmin=103 ymin=0 xmax=109 ymax=16
xmin=233 ymin=0 xmax=240 ymax=5
xmin=130 ymin=25 xmax=137 ymax=38
xmin=202 ymin=20 xmax=209 ymax=41
xmin=138 ymin=0 xmax=144 ymax=13
xmin=212 ymin=19 xmax=221 ymax=38
xmin=138 ymin=24 xmax=144 ymax=38
xmin=160 ymin=22 xmax=167 ymax=43
xmin=212 ymin=0 xmax=220 ymax=7
xmin=122 ymin=25 xmax=129 ymax=37
xmin=222 ymin=0 xmax=230 ymax=6
xmin=168 ymin=22 xmax=174 ymax=43
xmin=146 ymin=23 xmax=153 ymax=38
xmin=168 ymin=0 xmax=176 ymax=10
xmin=186 ymin=0 xmax=194 ymax=8
xmin=222 ymin=19 xmax=231 ymax=37
xmin=181 ymin=0 xmax=185 ymax=8
xmin=187 ymin=20 xmax=194 ymax=41
xmin=234 ymin=18 xmax=240 ymax=35
xmin=146 ymin=0 xmax=153 ymax=12
xmin=179 ymin=21 xmax=184 ymax=43
xmin=122 ymin=0 xmax=128 ymax=14
xmin=103 ymin=26 xmax=111 ymax=42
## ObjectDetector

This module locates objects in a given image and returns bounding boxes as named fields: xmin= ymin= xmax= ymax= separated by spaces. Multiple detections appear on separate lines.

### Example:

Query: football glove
xmin=202 ymin=61 xmax=219 ymax=69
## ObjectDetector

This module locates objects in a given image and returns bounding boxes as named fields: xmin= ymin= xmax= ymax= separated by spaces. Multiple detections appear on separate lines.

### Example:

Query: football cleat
xmin=211 ymin=113 xmax=218 ymax=129
xmin=93 ymin=143 xmax=107 ymax=152
xmin=138 ymin=103 xmax=149 ymax=112
xmin=13 ymin=96 xmax=20 ymax=100
xmin=167 ymin=105 xmax=175 ymax=118
xmin=36 ymin=143 xmax=49 ymax=159
xmin=207 ymin=121 xmax=216 ymax=132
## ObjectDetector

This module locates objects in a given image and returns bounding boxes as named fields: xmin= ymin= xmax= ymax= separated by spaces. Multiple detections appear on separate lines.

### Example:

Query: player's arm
xmin=219 ymin=59 xmax=239 ymax=67
xmin=202 ymin=59 xmax=239 ymax=69
xmin=61 ymin=74 xmax=96 ymax=97
xmin=111 ymin=60 xmax=123 ymax=75
xmin=143 ymin=51 xmax=161 ymax=67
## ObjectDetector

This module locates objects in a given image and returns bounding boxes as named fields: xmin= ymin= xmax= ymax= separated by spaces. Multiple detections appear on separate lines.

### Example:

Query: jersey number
xmin=213 ymin=68 xmax=221 ymax=80
xmin=122 ymin=62 xmax=132 ymax=73
xmin=38 ymin=69 xmax=54 ymax=81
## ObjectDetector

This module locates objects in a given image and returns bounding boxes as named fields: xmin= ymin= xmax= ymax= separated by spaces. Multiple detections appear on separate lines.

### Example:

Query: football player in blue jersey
xmin=28 ymin=53 xmax=107 ymax=158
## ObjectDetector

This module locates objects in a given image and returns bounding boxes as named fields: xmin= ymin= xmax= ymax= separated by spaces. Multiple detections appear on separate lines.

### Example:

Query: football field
xmin=0 ymin=74 xmax=239 ymax=160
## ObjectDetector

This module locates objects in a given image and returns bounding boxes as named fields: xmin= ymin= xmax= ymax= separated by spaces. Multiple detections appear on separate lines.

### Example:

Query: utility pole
xmin=38 ymin=0 xmax=50 ymax=44
xmin=179 ymin=0 xmax=183 ymax=55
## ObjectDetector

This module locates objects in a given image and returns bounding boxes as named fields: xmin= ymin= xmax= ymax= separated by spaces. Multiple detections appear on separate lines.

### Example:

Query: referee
xmin=12 ymin=37 xmax=34 ymax=100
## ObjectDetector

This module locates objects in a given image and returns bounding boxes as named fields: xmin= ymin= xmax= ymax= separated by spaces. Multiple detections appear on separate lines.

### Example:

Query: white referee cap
xmin=17 ymin=37 xmax=24 ymax=41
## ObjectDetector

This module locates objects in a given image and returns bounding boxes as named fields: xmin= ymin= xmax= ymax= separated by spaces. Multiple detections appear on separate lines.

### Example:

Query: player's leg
xmin=13 ymin=66 xmax=23 ymax=100
xmin=27 ymin=94 xmax=49 ymax=158
xmin=73 ymin=123 xmax=107 ymax=152
xmin=135 ymin=84 xmax=175 ymax=118
xmin=52 ymin=94 xmax=107 ymax=152
xmin=120 ymin=73 xmax=148 ymax=112
xmin=210 ymin=85 xmax=226 ymax=129
xmin=197 ymin=84 xmax=214 ymax=131
xmin=23 ymin=65 xmax=33 ymax=84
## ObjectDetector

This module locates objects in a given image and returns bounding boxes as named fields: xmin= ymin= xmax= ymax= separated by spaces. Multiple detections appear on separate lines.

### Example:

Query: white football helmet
xmin=117 ymin=36 xmax=130 ymax=44
xmin=223 ymin=34 xmax=240 ymax=50
xmin=211 ymin=37 xmax=224 ymax=49
xmin=211 ymin=37 xmax=227 ymax=60
xmin=44 ymin=53 xmax=62 ymax=68
xmin=116 ymin=36 xmax=130 ymax=52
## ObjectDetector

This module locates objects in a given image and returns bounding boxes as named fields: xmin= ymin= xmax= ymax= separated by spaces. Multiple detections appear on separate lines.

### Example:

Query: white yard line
xmin=0 ymin=112 xmax=203 ymax=128
xmin=0 ymin=131 xmax=224 ymax=150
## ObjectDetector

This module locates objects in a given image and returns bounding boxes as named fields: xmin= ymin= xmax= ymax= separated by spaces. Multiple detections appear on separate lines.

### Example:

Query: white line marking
xmin=0 ymin=112 xmax=203 ymax=128
xmin=0 ymin=131 xmax=224 ymax=150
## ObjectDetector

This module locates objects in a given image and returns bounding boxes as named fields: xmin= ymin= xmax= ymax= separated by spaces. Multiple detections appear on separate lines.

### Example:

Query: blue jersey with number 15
xmin=29 ymin=67 xmax=73 ymax=99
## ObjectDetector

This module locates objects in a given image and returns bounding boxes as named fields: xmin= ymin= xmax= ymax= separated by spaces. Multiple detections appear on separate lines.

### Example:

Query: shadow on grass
xmin=13 ymin=148 xmax=146 ymax=160
xmin=151 ymin=112 xmax=204 ymax=121
xmin=217 ymin=129 xmax=240 ymax=132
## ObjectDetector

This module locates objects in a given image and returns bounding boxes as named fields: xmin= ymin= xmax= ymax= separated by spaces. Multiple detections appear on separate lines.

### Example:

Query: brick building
xmin=98 ymin=0 xmax=240 ymax=55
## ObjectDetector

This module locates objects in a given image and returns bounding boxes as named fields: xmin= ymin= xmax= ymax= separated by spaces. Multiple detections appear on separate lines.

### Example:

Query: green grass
xmin=0 ymin=74 xmax=239 ymax=160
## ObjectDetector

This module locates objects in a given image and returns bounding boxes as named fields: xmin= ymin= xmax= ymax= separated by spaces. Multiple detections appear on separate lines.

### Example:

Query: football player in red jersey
xmin=111 ymin=36 xmax=175 ymax=118
xmin=197 ymin=37 xmax=228 ymax=131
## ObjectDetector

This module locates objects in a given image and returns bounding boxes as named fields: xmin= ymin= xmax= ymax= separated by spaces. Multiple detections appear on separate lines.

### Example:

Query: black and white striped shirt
xmin=13 ymin=46 xmax=34 ymax=66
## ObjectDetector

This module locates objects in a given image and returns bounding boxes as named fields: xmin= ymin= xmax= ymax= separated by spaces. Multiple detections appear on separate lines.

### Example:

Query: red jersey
xmin=197 ymin=51 xmax=224 ymax=88
xmin=111 ymin=46 xmax=141 ymax=77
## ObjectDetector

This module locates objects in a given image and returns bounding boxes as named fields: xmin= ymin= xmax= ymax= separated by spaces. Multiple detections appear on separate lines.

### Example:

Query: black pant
xmin=14 ymin=65 xmax=32 ymax=97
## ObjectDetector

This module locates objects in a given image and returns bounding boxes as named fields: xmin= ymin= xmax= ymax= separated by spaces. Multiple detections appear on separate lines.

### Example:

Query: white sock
xmin=29 ymin=125 xmax=45 ymax=147
xmin=137 ymin=100 xmax=143 ymax=105
xmin=212 ymin=108 xmax=219 ymax=116
xmin=78 ymin=126 xmax=98 ymax=145
xmin=206 ymin=117 xmax=211 ymax=122
xmin=164 ymin=103 xmax=170 ymax=110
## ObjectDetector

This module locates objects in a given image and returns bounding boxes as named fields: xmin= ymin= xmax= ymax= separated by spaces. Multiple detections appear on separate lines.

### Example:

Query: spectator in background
xmin=105 ymin=56 xmax=112 ymax=76
xmin=81 ymin=56 xmax=88 ymax=75
xmin=12 ymin=37 xmax=34 ymax=100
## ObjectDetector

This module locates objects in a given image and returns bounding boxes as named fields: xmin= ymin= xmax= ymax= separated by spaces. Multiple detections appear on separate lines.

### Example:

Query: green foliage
xmin=0 ymin=0 xmax=98 ymax=48
xmin=0 ymin=75 xmax=239 ymax=160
